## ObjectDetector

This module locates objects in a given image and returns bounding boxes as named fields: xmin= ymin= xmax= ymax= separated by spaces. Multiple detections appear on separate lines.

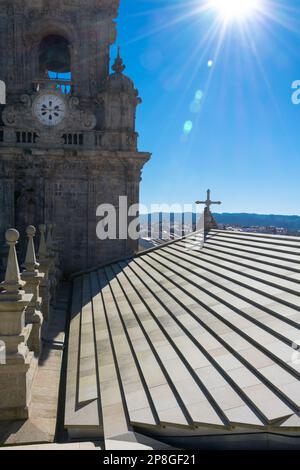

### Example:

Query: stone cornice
xmin=0 ymin=0 xmax=121 ymax=18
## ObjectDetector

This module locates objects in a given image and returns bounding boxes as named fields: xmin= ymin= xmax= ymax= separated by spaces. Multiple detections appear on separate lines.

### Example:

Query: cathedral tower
xmin=0 ymin=0 xmax=150 ymax=273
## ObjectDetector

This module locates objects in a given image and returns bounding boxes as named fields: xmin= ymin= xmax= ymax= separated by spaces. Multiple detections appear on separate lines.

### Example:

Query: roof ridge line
xmin=118 ymin=260 xmax=233 ymax=427
xmin=162 ymin=244 xmax=300 ymax=305
xmin=130 ymin=257 xmax=297 ymax=424
xmin=102 ymin=265 xmax=160 ymax=426
xmin=206 ymin=237 xmax=300 ymax=258
xmin=70 ymin=231 xmax=205 ymax=279
xmin=171 ymin=243 xmax=300 ymax=286
xmin=205 ymin=239 xmax=300 ymax=265
xmin=202 ymin=244 xmax=300 ymax=274
xmin=210 ymin=230 xmax=300 ymax=243
xmin=140 ymin=253 xmax=299 ymax=380
xmin=208 ymin=232 xmax=300 ymax=249
xmin=151 ymin=249 xmax=300 ymax=334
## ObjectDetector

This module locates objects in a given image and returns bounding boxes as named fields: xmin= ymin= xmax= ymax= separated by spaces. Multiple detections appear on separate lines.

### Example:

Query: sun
xmin=208 ymin=0 xmax=263 ymax=23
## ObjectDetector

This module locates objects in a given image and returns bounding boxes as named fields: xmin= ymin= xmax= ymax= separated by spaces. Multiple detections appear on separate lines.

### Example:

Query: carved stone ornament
xmin=2 ymin=88 xmax=97 ymax=134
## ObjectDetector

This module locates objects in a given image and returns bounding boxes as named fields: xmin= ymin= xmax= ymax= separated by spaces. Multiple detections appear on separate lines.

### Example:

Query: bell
xmin=39 ymin=35 xmax=71 ymax=73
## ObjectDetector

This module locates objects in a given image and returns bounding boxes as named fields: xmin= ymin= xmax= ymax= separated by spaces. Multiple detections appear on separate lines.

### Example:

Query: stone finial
xmin=24 ymin=225 xmax=39 ymax=274
xmin=21 ymin=226 xmax=44 ymax=356
xmin=112 ymin=46 xmax=126 ymax=74
xmin=38 ymin=224 xmax=48 ymax=259
xmin=0 ymin=229 xmax=34 ymax=420
xmin=1 ymin=229 xmax=24 ymax=298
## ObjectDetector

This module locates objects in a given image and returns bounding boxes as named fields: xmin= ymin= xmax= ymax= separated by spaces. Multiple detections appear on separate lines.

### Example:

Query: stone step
xmin=78 ymin=274 xmax=98 ymax=404
xmin=134 ymin=256 xmax=300 ymax=406
xmin=208 ymin=230 xmax=300 ymax=247
xmin=63 ymin=230 xmax=300 ymax=443
xmin=205 ymin=237 xmax=300 ymax=264
xmin=203 ymin=243 xmax=300 ymax=274
xmin=114 ymin=262 xmax=227 ymax=427
xmin=102 ymin=266 xmax=158 ymax=428
xmin=153 ymin=247 xmax=300 ymax=332
xmin=101 ymin=264 xmax=188 ymax=426
xmin=117 ymin=262 xmax=260 ymax=426
xmin=171 ymin=242 xmax=300 ymax=294
xmin=64 ymin=276 xmax=102 ymax=439
xmin=130 ymin=258 xmax=297 ymax=425
xmin=143 ymin=252 xmax=300 ymax=351
xmin=90 ymin=270 xmax=130 ymax=440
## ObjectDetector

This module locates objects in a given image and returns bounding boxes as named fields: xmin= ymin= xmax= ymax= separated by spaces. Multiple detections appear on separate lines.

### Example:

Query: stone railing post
xmin=21 ymin=226 xmax=44 ymax=356
xmin=37 ymin=224 xmax=51 ymax=321
xmin=0 ymin=229 xmax=34 ymax=421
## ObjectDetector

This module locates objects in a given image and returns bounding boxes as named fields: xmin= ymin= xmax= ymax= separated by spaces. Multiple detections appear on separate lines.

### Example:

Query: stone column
xmin=50 ymin=224 xmax=62 ymax=281
xmin=0 ymin=229 xmax=33 ymax=421
xmin=21 ymin=226 xmax=44 ymax=356
xmin=126 ymin=168 xmax=141 ymax=256
xmin=0 ymin=176 xmax=14 ymax=280
xmin=37 ymin=224 xmax=51 ymax=321
xmin=46 ymin=224 xmax=58 ymax=304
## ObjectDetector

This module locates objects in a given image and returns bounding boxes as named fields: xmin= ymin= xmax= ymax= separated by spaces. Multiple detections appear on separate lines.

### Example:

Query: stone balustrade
xmin=0 ymin=229 xmax=34 ymax=420
xmin=0 ymin=127 xmax=138 ymax=151
xmin=0 ymin=223 xmax=61 ymax=421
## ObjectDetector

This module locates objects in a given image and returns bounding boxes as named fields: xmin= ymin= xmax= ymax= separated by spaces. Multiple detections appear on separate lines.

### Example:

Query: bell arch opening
xmin=39 ymin=34 xmax=71 ymax=75
xmin=38 ymin=34 xmax=72 ymax=93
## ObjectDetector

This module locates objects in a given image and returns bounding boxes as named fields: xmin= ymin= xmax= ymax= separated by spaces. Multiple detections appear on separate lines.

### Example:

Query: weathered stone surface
xmin=0 ymin=229 xmax=36 ymax=421
xmin=0 ymin=0 xmax=150 ymax=274
xmin=0 ymin=282 xmax=69 ymax=443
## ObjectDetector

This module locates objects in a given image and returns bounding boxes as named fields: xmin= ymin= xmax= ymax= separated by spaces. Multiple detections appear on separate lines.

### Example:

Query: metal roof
xmin=64 ymin=230 xmax=300 ymax=446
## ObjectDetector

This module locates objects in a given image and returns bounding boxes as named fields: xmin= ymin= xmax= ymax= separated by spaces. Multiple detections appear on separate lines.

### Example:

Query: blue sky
xmin=112 ymin=0 xmax=300 ymax=215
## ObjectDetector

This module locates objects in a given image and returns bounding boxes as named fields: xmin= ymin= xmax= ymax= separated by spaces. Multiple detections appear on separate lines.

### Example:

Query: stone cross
xmin=196 ymin=189 xmax=222 ymax=210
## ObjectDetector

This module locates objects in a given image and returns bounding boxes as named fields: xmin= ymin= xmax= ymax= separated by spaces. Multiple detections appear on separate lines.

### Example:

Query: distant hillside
xmin=140 ymin=213 xmax=300 ymax=232
xmin=214 ymin=213 xmax=300 ymax=231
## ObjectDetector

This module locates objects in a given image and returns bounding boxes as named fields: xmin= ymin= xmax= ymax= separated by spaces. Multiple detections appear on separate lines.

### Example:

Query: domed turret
xmin=99 ymin=47 xmax=141 ymax=132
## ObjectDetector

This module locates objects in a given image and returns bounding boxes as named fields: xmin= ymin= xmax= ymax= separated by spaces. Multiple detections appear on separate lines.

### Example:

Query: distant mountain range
xmin=213 ymin=213 xmax=300 ymax=231
xmin=140 ymin=213 xmax=300 ymax=232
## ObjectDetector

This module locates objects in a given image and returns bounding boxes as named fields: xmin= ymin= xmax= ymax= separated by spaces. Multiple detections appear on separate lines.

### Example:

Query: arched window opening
xmin=39 ymin=35 xmax=72 ymax=94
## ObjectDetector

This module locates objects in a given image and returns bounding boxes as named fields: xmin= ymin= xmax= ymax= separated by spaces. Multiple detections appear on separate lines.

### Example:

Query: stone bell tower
xmin=0 ymin=0 xmax=150 ymax=274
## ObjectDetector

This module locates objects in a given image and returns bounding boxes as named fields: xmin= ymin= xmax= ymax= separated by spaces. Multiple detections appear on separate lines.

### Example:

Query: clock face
xmin=33 ymin=94 xmax=66 ymax=127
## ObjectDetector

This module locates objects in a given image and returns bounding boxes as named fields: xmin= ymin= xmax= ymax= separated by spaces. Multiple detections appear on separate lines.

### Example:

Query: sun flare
xmin=208 ymin=0 xmax=263 ymax=23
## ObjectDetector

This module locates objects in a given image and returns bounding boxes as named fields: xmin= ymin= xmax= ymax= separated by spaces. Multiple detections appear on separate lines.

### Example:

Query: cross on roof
xmin=196 ymin=189 xmax=222 ymax=210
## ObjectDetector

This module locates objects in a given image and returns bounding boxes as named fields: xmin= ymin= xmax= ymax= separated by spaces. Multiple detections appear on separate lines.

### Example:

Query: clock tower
xmin=0 ymin=0 xmax=150 ymax=273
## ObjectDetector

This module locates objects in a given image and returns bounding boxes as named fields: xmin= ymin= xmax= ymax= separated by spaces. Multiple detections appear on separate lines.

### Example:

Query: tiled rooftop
xmin=64 ymin=230 xmax=300 ymax=444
